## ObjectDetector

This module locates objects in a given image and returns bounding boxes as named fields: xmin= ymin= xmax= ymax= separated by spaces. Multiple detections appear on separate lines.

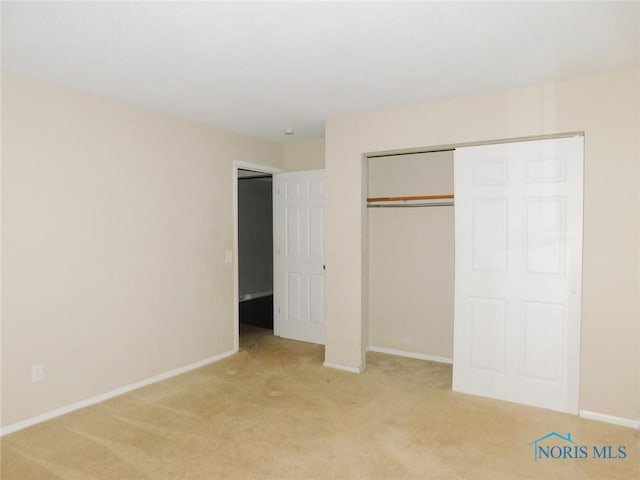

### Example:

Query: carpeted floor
xmin=1 ymin=325 xmax=638 ymax=479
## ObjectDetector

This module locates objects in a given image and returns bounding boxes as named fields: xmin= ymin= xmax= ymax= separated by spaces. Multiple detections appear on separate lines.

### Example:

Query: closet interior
xmin=367 ymin=150 xmax=455 ymax=362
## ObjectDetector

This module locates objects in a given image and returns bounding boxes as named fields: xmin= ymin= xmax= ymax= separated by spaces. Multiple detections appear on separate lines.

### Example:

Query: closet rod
xmin=367 ymin=194 xmax=454 ymax=203
xmin=367 ymin=201 xmax=453 ymax=208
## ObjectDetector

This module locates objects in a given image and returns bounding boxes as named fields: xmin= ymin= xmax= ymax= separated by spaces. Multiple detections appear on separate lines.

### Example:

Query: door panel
xmin=472 ymin=199 xmax=507 ymax=272
xmin=453 ymin=137 xmax=583 ymax=413
xmin=275 ymin=170 xmax=325 ymax=344
xmin=469 ymin=297 xmax=506 ymax=373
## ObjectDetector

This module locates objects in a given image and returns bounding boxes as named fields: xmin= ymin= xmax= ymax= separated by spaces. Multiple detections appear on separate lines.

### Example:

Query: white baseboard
xmin=0 ymin=348 xmax=237 ymax=437
xmin=579 ymin=410 xmax=640 ymax=429
xmin=369 ymin=345 xmax=453 ymax=365
xmin=323 ymin=361 xmax=363 ymax=373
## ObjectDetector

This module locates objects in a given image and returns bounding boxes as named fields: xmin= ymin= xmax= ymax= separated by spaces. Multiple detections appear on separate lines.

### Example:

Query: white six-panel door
xmin=453 ymin=137 xmax=583 ymax=413
xmin=274 ymin=170 xmax=325 ymax=345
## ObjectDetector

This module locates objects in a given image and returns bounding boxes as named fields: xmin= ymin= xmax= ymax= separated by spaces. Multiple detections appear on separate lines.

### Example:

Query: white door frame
xmin=233 ymin=161 xmax=281 ymax=352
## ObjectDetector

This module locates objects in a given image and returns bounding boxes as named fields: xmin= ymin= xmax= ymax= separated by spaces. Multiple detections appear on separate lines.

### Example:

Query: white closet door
xmin=274 ymin=170 xmax=325 ymax=345
xmin=453 ymin=137 xmax=583 ymax=413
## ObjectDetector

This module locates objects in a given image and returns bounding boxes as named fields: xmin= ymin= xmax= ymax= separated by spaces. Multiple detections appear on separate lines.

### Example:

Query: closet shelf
xmin=366 ymin=194 xmax=454 ymax=203
xmin=366 ymin=194 xmax=454 ymax=208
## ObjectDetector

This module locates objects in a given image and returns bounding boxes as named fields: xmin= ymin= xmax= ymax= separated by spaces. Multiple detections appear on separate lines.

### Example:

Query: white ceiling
xmin=2 ymin=1 xmax=639 ymax=143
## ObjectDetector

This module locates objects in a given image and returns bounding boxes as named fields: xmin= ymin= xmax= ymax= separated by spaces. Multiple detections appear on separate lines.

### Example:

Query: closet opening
xmin=367 ymin=150 xmax=455 ymax=374
xmin=365 ymin=135 xmax=583 ymax=414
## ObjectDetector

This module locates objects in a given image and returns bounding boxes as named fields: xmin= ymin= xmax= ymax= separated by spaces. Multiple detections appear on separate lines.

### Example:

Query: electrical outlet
xmin=31 ymin=364 xmax=44 ymax=383
xmin=225 ymin=250 xmax=233 ymax=264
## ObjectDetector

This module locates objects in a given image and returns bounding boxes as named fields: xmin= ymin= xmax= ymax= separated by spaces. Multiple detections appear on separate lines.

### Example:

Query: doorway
xmin=233 ymin=162 xmax=280 ymax=351
xmin=238 ymin=169 xmax=273 ymax=331
xmin=233 ymin=163 xmax=327 ymax=351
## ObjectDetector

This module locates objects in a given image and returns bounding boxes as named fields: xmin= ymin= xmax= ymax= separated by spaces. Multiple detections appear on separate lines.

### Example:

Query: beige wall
xmin=1 ymin=74 xmax=283 ymax=427
xmin=325 ymin=68 xmax=640 ymax=421
xmin=283 ymin=137 xmax=325 ymax=171
xmin=368 ymin=151 xmax=454 ymax=358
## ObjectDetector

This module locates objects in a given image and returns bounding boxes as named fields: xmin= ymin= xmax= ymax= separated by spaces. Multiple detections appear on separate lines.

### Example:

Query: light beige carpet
xmin=1 ymin=325 xmax=638 ymax=479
